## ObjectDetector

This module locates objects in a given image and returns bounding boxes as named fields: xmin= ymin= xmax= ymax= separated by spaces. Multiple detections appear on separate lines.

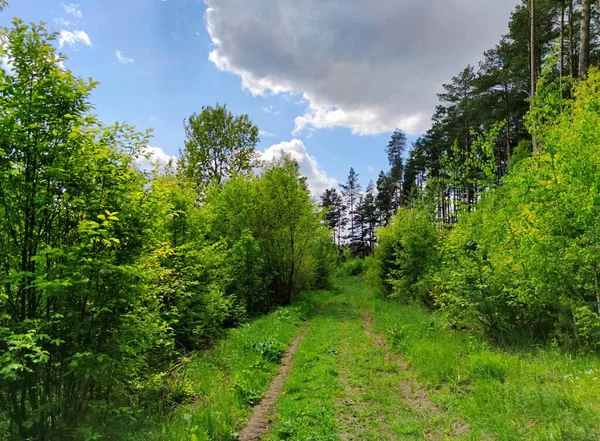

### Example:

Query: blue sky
xmin=1 ymin=0 xmax=517 ymax=196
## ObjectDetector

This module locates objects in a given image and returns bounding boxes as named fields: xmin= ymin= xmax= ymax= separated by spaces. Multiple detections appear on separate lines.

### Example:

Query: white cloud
xmin=61 ymin=3 xmax=83 ymax=18
xmin=58 ymin=30 xmax=91 ymax=49
xmin=260 ymin=139 xmax=337 ymax=197
xmin=259 ymin=130 xmax=276 ymax=137
xmin=53 ymin=17 xmax=71 ymax=28
xmin=367 ymin=165 xmax=374 ymax=172
xmin=261 ymin=105 xmax=280 ymax=116
xmin=292 ymin=101 xmax=426 ymax=136
xmin=115 ymin=49 xmax=135 ymax=64
xmin=135 ymin=146 xmax=177 ymax=172
xmin=204 ymin=0 xmax=519 ymax=136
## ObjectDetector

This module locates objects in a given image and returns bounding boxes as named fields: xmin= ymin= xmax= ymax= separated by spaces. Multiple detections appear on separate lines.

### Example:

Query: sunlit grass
xmin=128 ymin=293 xmax=323 ymax=441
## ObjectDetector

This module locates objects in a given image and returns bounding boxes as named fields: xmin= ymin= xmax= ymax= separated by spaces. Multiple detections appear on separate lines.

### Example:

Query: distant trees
xmin=339 ymin=168 xmax=361 ymax=255
xmin=319 ymin=130 xmax=408 ymax=257
xmin=179 ymin=104 xmax=259 ymax=187
xmin=386 ymin=129 xmax=407 ymax=209
xmin=320 ymin=188 xmax=346 ymax=246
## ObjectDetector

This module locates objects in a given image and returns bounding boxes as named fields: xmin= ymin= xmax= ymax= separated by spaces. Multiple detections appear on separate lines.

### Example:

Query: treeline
xmin=0 ymin=20 xmax=332 ymax=440
xmin=320 ymin=130 xmax=407 ymax=258
xmin=323 ymin=0 xmax=600 ymax=254
xmin=362 ymin=1 xmax=600 ymax=349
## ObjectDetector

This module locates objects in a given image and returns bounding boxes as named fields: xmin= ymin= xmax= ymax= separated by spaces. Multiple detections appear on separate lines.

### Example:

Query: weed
xmin=253 ymin=339 xmax=286 ymax=362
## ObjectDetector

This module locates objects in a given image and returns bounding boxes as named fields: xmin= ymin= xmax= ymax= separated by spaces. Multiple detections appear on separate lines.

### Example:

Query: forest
xmin=2 ymin=0 xmax=600 ymax=440
xmin=324 ymin=0 xmax=600 ymax=347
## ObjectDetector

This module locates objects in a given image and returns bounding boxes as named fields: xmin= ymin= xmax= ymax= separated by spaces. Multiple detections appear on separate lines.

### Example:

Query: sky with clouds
xmin=1 ymin=0 xmax=519 ymax=196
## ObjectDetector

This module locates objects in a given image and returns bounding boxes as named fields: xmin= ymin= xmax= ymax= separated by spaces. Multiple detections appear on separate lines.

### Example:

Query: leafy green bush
xmin=252 ymin=338 xmax=286 ymax=362
xmin=373 ymin=205 xmax=440 ymax=305
xmin=339 ymin=258 xmax=366 ymax=276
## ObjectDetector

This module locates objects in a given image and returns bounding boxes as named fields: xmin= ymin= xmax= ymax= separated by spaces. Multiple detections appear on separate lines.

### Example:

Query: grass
xmin=265 ymin=278 xmax=467 ymax=441
xmin=130 ymin=276 xmax=600 ymax=441
xmin=264 ymin=289 xmax=345 ymax=441
xmin=369 ymin=279 xmax=600 ymax=440
xmin=128 ymin=291 xmax=323 ymax=441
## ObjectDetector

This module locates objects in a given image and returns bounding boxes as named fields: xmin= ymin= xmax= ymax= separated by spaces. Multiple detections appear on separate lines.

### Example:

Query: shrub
xmin=373 ymin=205 xmax=440 ymax=305
xmin=340 ymin=258 xmax=366 ymax=276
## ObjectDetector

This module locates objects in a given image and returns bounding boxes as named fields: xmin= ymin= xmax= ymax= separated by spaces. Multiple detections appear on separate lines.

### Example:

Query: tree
xmin=531 ymin=0 xmax=538 ymax=111
xmin=361 ymin=182 xmax=379 ymax=255
xmin=255 ymin=156 xmax=326 ymax=304
xmin=339 ymin=168 xmax=361 ymax=254
xmin=386 ymin=129 xmax=407 ymax=209
xmin=0 ymin=20 xmax=169 ymax=438
xmin=579 ymin=0 xmax=592 ymax=78
xmin=376 ymin=171 xmax=394 ymax=225
xmin=179 ymin=104 xmax=259 ymax=187
xmin=320 ymin=188 xmax=346 ymax=246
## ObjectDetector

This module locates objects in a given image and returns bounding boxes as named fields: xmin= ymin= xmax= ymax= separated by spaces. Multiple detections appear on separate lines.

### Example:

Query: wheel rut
xmin=361 ymin=313 xmax=471 ymax=440
xmin=238 ymin=326 xmax=308 ymax=441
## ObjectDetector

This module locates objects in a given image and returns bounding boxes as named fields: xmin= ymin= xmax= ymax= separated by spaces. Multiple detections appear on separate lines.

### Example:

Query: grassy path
xmin=263 ymin=276 xmax=600 ymax=441
xmin=134 ymin=276 xmax=600 ymax=440
xmin=263 ymin=277 xmax=470 ymax=441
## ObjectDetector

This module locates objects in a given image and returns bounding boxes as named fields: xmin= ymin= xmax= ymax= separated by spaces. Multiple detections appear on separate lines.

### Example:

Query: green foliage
xmin=207 ymin=156 xmax=331 ymax=310
xmin=178 ymin=104 xmax=259 ymax=187
xmin=252 ymin=338 xmax=286 ymax=362
xmin=339 ymin=258 xmax=366 ymax=277
xmin=373 ymin=204 xmax=439 ymax=305
xmin=373 ymin=68 xmax=600 ymax=348
xmin=0 ymin=19 xmax=329 ymax=440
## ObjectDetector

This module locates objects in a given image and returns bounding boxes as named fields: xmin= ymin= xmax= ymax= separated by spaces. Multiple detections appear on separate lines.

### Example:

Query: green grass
xmin=128 ymin=292 xmax=323 ymax=441
xmin=130 ymin=276 xmax=600 ymax=441
xmin=369 ymin=279 xmax=600 ymax=440
xmin=265 ymin=279 xmax=466 ymax=441
xmin=264 ymin=290 xmax=345 ymax=441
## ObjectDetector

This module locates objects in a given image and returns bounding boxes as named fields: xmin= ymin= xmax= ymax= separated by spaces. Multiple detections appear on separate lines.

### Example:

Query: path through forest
xmin=245 ymin=278 xmax=471 ymax=441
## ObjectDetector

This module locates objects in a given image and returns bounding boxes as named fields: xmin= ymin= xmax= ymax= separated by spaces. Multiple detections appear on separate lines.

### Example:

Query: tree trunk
xmin=579 ymin=0 xmax=592 ymax=78
xmin=569 ymin=0 xmax=575 ymax=79
xmin=560 ymin=0 xmax=565 ymax=87
xmin=530 ymin=0 xmax=540 ymax=152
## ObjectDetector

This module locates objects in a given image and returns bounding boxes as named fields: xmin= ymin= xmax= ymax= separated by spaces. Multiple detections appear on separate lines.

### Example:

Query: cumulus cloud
xmin=260 ymin=139 xmax=337 ymax=197
xmin=115 ymin=49 xmax=135 ymax=64
xmin=135 ymin=146 xmax=177 ymax=172
xmin=58 ymin=30 xmax=91 ymax=49
xmin=61 ymin=3 xmax=82 ymax=18
xmin=204 ymin=0 xmax=518 ymax=135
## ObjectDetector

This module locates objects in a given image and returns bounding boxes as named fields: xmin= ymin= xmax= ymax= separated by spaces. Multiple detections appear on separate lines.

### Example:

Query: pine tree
xmin=579 ymin=0 xmax=592 ymax=78
xmin=386 ymin=129 xmax=407 ymax=210
xmin=375 ymin=171 xmax=394 ymax=225
xmin=362 ymin=182 xmax=379 ymax=255
xmin=320 ymin=188 xmax=346 ymax=246
xmin=340 ymin=168 xmax=361 ymax=255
